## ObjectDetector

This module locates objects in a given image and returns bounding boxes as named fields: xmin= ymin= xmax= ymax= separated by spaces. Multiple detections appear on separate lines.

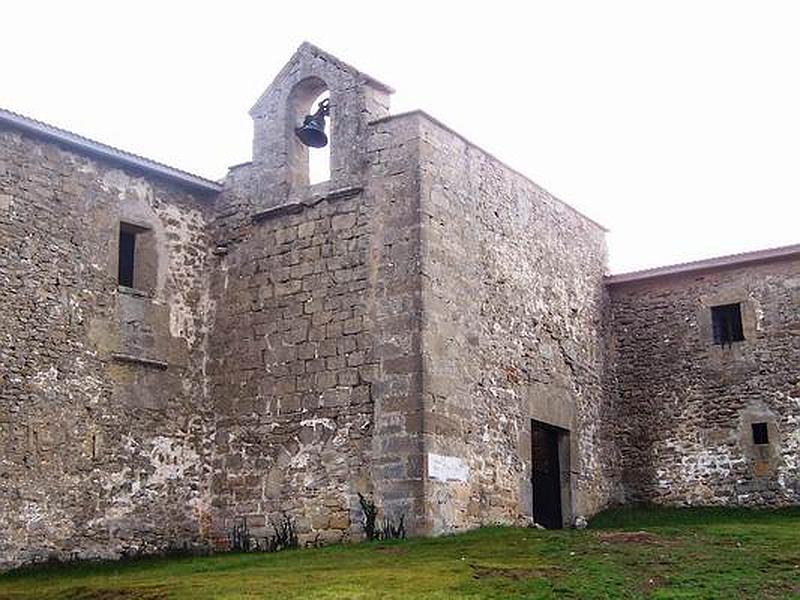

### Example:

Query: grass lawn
xmin=0 ymin=507 xmax=798 ymax=599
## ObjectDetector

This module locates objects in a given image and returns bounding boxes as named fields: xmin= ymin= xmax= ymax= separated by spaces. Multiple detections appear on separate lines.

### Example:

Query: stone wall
xmin=608 ymin=258 xmax=800 ymax=505
xmin=409 ymin=113 xmax=619 ymax=532
xmin=0 ymin=43 xmax=622 ymax=568
xmin=3 ymin=42 xmax=798 ymax=571
xmin=205 ymin=61 xmax=426 ymax=542
xmin=0 ymin=125 xmax=214 ymax=569
xmin=206 ymin=181 xmax=379 ymax=544
xmin=363 ymin=115 xmax=427 ymax=533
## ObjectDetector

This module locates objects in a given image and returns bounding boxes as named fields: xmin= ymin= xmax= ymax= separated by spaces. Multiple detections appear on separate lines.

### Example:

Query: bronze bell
xmin=295 ymin=98 xmax=330 ymax=148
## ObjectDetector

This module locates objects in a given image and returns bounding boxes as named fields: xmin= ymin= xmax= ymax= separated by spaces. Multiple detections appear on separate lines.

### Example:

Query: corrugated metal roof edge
xmin=606 ymin=243 xmax=800 ymax=285
xmin=0 ymin=107 xmax=222 ymax=195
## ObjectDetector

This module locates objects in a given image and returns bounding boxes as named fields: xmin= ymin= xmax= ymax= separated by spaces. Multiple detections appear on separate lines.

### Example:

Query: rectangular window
xmin=711 ymin=303 xmax=744 ymax=345
xmin=752 ymin=422 xmax=769 ymax=445
xmin=118 ymin=227 xmax=136 ymax=287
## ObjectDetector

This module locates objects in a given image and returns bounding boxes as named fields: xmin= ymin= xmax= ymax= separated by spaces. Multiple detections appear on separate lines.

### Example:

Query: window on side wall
xmin=711 ymin=303 xmax=744 ymax=346
xmin=118 ymin=222 xmax=155 ymax=293
xmin=118 ymin=226 xmax=136 ymax=287
xmin=752 ymin=422 xmax=769 ymax=445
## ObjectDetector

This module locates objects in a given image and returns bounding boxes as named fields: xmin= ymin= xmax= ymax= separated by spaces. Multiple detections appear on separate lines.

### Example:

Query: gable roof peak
xmin=249 ymin=42 xmax=394 ymax=116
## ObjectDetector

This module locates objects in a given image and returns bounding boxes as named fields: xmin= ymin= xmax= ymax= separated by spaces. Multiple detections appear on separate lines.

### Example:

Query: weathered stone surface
xmin=207 ymin=187 xmax=379 ymax=543
xmin=608 ymin=259 xmax=800 ymax=506
xmin=206 ymin=48 xmax=426 ymax=541
xmin=1 ymin=42 xmax=798 ymax=570
xmin=0 ymin=126 xmax=214 ymax=570
xmin=412 ymin=114 xmax=618 ymax=531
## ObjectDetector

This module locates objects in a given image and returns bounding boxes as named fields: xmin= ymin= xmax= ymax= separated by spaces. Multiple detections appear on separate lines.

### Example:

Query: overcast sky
xmin=2 ymin=1 xmax=798 ymax=273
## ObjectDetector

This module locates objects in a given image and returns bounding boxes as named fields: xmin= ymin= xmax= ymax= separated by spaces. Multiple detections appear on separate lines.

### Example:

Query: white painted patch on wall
xmin=427 ymin=453 xmax=470 ymax=482
xmin=30 ymin=366 xmax=59 ymax=388
xmin=299 ymin=418 xmax=336 ymax=430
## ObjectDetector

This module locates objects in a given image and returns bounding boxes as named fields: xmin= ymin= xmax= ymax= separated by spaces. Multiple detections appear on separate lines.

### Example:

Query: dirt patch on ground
xmin=58 ymin=586 xmax=167 ymax=599
xmin=595 ymin=530 xmax=661 ymax=544
xmin=471 ymin=565 xmax=537 ymax=580
xmin=470 ymin=564 xmax=562 ymax=581
xmin=374 ymin=546 xmax=407 ymax=555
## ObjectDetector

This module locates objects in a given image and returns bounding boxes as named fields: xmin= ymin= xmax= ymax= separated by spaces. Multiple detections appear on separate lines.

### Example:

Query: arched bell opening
xmin=306 ymin=90 xmax=330 ymax=185
xmin=287 ymin=77 xmax=331 ymax=193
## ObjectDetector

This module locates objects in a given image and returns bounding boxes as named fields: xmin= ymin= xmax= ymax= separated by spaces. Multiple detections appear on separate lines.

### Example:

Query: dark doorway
xmin=532 ymin=420 xmax=563 ymax=529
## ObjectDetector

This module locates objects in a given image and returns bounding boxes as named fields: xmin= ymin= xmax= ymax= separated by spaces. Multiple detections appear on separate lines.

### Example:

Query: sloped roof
xmin=0 ymin=107 xmax=222 ymax=194
xmin=249 ymin=41 xmax=394 ymax=116
xmin=606 ymin=243 xmax=800 ymax=285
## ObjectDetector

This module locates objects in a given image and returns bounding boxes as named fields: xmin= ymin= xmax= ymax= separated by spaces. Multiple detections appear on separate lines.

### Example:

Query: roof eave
xmin=606 ymin=243 xmax=800 ymax=286
xmin=0 ymin=108 xmax=222 ymax=195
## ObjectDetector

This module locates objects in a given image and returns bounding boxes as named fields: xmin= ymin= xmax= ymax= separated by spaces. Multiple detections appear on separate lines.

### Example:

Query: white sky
xmin=2 ymin=1 xmax=798 ymax=273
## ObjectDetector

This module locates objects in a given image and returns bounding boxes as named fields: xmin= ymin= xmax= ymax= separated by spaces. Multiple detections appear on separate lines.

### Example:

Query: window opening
xmin=118 ymin=227 xmax=136 ymax=287
xmin=752 ymin=422 xmax=769 ymax=445
xmin=711 ymin=303 xmax=744 ymax=346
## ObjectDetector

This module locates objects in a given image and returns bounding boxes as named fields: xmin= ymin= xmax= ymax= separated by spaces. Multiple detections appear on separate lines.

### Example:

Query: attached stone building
xmin=607 ymin=248 xmax=800 ymax=506
xmin=0 ymin=43 xmax=797 ymax=569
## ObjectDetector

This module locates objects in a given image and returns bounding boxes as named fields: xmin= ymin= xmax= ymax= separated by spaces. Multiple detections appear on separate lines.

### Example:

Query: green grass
xmin=1 ymin=507 xmax=799 ymax=599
